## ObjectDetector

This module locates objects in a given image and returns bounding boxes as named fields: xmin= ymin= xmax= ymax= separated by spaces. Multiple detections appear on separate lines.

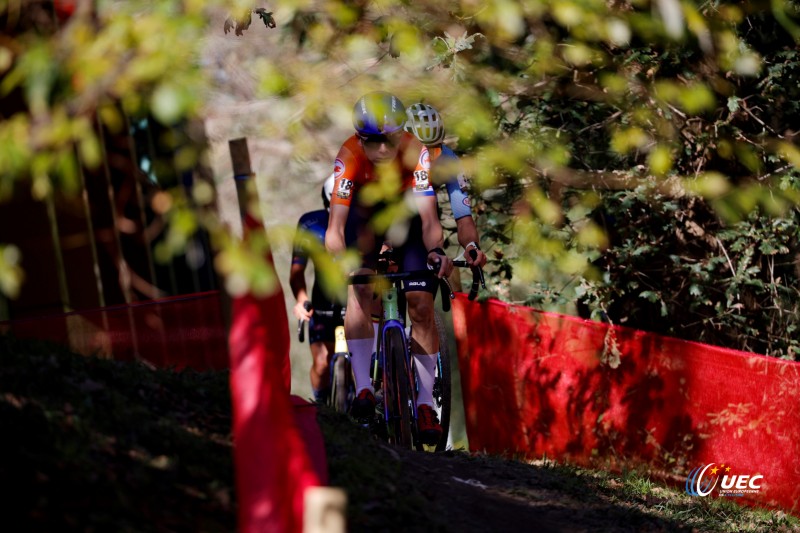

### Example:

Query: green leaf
xmin=639 ymin=290 xmax=659 ymax=302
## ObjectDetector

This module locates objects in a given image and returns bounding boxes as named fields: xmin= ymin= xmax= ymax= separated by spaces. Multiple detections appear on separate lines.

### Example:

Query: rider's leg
xmin=406 ymin=290 xmax=439 ymax=407
xmin=346 ymin=270 xmax=376 ymax=396
xmin=309 ymin=341 xmax=333 ymax=403
xmin=407 ymin=289 xmax=443 ymax=445
xmin=343 ymin=206 xmax=380 ymax=414
xmin=395 ymin=216 xmax=441 ymax=409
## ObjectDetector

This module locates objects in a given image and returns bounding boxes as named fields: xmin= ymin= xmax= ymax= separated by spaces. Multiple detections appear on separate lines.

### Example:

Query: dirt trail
xmin=318 ymin=408 xmax=701 ymax=533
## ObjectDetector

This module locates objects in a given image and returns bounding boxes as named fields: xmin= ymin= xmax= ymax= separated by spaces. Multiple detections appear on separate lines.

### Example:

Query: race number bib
xmin=414 ymin=170 xmax=431 ymax=192
xmin=337 ymin=178 xmax=354 ymax=199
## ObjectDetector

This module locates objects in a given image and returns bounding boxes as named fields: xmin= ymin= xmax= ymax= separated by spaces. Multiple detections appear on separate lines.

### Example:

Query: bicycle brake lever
xmin=428 ymin=262 xmax=455 ymax=313
xmin=428 ymin=261 xmax=455 ymax=299
xmin=441 ymin=274 xmax=455 ymax=300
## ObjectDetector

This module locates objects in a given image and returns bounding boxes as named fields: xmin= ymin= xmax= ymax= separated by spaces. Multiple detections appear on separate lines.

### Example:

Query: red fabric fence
xmin=228 ymin=287 xmax=324 ymax=532
xmin=1 ymin=291 xmax=229 ymax=370
xmin=453 ymin=294 xmax=800 ymax=514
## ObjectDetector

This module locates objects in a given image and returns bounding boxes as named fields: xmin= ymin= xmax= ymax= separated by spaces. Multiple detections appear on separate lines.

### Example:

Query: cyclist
xmin=290 ymin=174 xmax=344 ymax=404
xmin=404 ymin=102 xmax=487 ymax=270
xmin=325 ymin=91 xmax=453 ymax=445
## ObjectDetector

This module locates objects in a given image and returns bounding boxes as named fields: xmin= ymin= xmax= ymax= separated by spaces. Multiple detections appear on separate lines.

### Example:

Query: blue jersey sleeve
xmin=291 ymin=220 xmax=310 ymax=266
xmin=438 ymin=146 xmax=473 ymax=220
xmin=292 ymin=210 xmax=329 ymax=266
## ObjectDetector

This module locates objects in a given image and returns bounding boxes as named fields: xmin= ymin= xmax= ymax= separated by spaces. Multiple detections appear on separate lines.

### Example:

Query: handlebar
xmin=348 ymin=249 xmax=486 ymax=313
xmin=462 ymin=249 xmax=486 ymax=302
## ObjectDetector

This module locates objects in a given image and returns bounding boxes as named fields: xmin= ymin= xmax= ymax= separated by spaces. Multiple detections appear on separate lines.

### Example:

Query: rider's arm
xmin=438 ymin=148 xmax=487 ymax=268
xmin=289 ymin=262 xmax=313 ymax=320
xmin=325 ymin=204 xmax=348 ymax=255
xmin=291 ymin=218 xmax=314 ymax=319
xmin=289 ymin=262 xmax=308 ymax=300
xmin=326 ymin=146 xmax=358 ymax=256
xmin=417 ymin=194 xmax=452 ymax=278
xmin=418 ymin=195 xmax=445 ymax=253
xmin=411 ymin=143 xmax=452 ymax=277
xmin=455 ymin=215 xmax=487 ymax=268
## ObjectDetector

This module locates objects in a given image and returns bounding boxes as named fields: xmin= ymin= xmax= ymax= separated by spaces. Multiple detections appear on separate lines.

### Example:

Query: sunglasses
xmin=358 ymin=131 xmax=403 ymax=148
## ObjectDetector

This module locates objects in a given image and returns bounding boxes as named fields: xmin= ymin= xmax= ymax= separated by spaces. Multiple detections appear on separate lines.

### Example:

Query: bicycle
xmin=298 ymin=301 xmax=350 ymax=410
xmin=348 ymin=250 xmax=484 ymax=451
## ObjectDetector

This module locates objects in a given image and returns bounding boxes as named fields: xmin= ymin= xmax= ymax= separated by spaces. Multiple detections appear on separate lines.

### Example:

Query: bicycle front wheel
xmin=433 ymin=311 xmax=451 ymax=452
xmin=382 ymin=326 xmax=414 ymax=449
xmin=330 ymin=354 xmax=351 ymax=414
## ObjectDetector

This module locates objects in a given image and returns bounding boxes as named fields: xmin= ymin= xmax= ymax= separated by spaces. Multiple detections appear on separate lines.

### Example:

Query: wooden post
xmin=228 ymin=137 xmax=256 ymax=222
xmin=98 ymin=117 xmax=141 ymax=359
xmin=303 ymin=487 xmax=347 ymax=533
xmin=220 ymin=137 xmax=257 ymax=333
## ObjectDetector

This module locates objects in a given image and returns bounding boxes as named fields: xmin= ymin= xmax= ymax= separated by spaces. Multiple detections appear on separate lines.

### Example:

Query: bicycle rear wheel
xmin=433 ymin=311 xmax=451 ymax=452
xmin=382 ymin=326 xmax=414 ymax=449
xmin=330 ymin=354 xmax=351 ymax=413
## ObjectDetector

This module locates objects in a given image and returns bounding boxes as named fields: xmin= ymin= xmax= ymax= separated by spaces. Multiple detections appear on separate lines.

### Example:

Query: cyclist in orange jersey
xmin=325 ymin=91 xmax=453 ymax=445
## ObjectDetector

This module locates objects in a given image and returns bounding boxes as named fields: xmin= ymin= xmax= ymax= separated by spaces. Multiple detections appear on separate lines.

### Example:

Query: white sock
xmin=349 ymin=337 xmax=375 ymax=395
xmin=413 ymin=352 xmax=438 ymax=407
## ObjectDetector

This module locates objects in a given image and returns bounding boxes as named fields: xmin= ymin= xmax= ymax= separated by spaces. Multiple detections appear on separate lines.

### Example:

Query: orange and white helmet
xmin=405 ymin=103 xmax=445 ymax=146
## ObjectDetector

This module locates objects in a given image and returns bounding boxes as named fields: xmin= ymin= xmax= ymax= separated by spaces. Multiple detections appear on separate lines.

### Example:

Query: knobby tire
xmin=383 ymin=327 xmax=414 ymax=449
xmin=433 ymin=312 xmax=451 ymax=452
xmin=331 ymin=355 xmax=350 ymax=413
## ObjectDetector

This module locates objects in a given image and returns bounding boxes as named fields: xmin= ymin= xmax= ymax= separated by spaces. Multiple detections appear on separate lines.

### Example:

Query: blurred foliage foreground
xmin=2 ymin=1 xmax=800 ymax=358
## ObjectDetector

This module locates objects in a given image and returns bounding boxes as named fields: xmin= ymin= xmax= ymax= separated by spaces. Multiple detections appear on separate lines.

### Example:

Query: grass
xmin=2 ymin=334 xmax=798 ymax=532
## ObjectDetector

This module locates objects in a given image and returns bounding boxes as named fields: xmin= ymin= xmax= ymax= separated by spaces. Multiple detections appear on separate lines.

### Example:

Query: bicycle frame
xmin=349 ymin=255 xmax=485 ymax=449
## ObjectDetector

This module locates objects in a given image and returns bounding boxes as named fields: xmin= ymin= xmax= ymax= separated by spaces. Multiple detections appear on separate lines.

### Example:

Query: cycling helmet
xmin=321 ymin=173 xmax=334 ymax=210
xmin=405 ymin=103 xmax=445 ymax=145
xmin=352 ymin=91 xmax=407 ymax=136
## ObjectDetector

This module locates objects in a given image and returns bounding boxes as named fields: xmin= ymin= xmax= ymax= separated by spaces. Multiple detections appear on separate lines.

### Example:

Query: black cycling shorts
xmin=345 ymin=207 xmax=437 ymax=295
xmin=308 ymin=305 xmax=344 ymax=344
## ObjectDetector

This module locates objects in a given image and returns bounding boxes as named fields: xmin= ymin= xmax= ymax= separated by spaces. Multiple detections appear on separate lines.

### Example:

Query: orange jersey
xmin=427 ymin=145 xmax=442 ymax=161
xmin=330 ymin=132 xmax=433 ymax=207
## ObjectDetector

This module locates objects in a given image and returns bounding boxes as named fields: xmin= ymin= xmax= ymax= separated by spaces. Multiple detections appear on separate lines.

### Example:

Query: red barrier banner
xmin=453 ymin=294 xmax=800 ymax=514
xmin=228 ymin=288 xmax=323 ymax=533
xmin=0 ymin=291 xmax=229 ymax=370
xmin=228 ymin=213 xmax=324 ymax=533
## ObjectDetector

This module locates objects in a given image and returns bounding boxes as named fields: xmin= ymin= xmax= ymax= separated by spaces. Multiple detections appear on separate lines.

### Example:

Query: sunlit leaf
xmin=611 ymin=127 xmax=648 ymax=154
xmin=683 ymin=172 xmax=731 ymax=199
xmin=151 ymin=83 xmax=185 ymax=125
xmin=648 ymin=145 xmax=673 ymax=176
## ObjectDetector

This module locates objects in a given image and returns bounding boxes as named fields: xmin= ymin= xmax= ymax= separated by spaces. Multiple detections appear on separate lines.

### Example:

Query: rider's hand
xmin=293 ymin=300 xmax=313 ymax=321
xmin=465 ymin=244 xmax=487 ymax=268
xmin=427 ymin=248 xmax=453 ymax=279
